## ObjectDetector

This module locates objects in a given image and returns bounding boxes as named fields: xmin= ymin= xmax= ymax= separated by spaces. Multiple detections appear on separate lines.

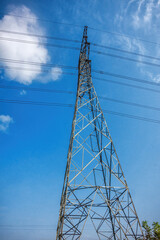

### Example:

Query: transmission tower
xmin=56 ymin=26 xmax=144 ymax=240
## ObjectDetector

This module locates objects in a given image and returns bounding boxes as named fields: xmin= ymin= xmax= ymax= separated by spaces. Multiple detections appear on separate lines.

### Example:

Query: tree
xmin=142 ymin=221 xmax=160 ymax=239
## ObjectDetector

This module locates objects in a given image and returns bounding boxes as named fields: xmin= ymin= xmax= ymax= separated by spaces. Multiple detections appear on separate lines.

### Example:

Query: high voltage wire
xmin=1 ymin=58 xmax=160 ymax=87
xmin=1 ymin=29 xmax=160 ymax=62
xmin=1 ymin=37 xmax=160 ymax=68
xmin=0 ymin=84 xmax=75 ymax=94
xmin=0 ymin=224 xmax=56 ymax=226
xmin=0 ymin=68 xmax=159 ymax=93
xmin=1 ymin=66 xmax=160 ymax=93
xmin=88 ymin=26 xmax=160 ymax=47
xmin=92 ymin=70 xmax=160 ymax=87
xmin=0 ymin=29 xmax=81 ymax=43
xmin=0 ymin=36 xmax=80 ymax=51
xmin=1 ymin=84 xmax=160 ymax=112
xmin=0 ymin=58 xmax=77 ymax=70
xmin=99 ymin=96 xmax=160 ymax=112
xmin=0 ymin=12 xmax=160 ymax=47
xmin=91 ymin=50 xmax=160 ymax=68
xmin=0 ymin=229 xmax=55 ymax=231
xmin=0 ymin=98 xmax=160 ymax=125
xmin=93 ymin=76 xmax=160 ymax=93
xmin=92 ymin=42 xmax=160 ymax=62
xmin=0 ymin=224 xmax=57 ymax=230
xmin=0 ymin=12 xmax=84 ymax=28
xmin=0 ymin=98 xmax=74 ymax=107
xmin=0 ymin=65 xmax=76 ymax=75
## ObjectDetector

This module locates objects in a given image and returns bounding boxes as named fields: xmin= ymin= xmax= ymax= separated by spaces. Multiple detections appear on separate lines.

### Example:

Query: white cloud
xmin=0 ymin=115 xmax=13 ymax=132
xmin=150 ymin=74 xmax=160 ymax=83
xmin=131 ymin=0 xmax=160 ymax=29
xmin=144 ymin=0 xmax=154 ymax=23
xmin=0 ymin=6 xmax=62 ymax=84
xmin=20 ymin=89 xmax=27 ymax=95
xmin=132 ymin=14 xmax=140 ymax=29
xmin=132 ymin=0 xmax=145 ymax=29
xmin=51 ymin=67 xmax=62 ymax=81
xmin=125 ymin=0 xmax=137 ymax=14
xmin=111 ymin=0 xmax=160 ymax=84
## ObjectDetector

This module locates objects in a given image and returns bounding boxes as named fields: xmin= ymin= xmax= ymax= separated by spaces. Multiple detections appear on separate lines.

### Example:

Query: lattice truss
xmin=56 ymin=27 xmax=144 ymax=240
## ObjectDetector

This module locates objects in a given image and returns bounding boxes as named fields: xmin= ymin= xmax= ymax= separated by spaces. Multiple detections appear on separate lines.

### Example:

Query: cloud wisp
xmin=0 ymin=6 xmax=62 ymax=84
xmin=20 ymin=90 xmax=27 ymax=95
xmin=51 ymin=67 xmax=63 ymax=81
xmin=102 ymin=0 xmax=160 ymax=84
xmin=0 ymin=115 xmax=13 ymax=132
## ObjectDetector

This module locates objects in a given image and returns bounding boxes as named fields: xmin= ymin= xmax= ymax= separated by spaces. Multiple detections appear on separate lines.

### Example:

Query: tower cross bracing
xmin=56 ymin=26 xmax=144 ymax=240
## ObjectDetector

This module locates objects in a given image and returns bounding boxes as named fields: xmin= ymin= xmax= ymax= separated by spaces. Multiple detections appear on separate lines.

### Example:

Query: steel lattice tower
xmin=56 ymin=26 xmax=144 ymax=240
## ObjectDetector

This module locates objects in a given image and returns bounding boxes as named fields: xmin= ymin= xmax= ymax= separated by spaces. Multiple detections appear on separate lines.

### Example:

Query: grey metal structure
xmin=56 ymin=26 xmax=144 ymax=240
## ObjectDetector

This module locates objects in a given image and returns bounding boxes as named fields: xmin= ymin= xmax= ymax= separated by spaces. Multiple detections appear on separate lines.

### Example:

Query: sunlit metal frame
xmin=56 ymin=26 xmax=144 ymax=240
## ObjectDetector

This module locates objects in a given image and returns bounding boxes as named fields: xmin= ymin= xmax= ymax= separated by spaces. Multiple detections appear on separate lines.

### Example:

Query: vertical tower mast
xmin=56 ymin=26 xmax=144 ymax=240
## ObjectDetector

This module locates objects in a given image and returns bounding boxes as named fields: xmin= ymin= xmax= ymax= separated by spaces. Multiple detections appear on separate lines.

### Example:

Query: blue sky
xmin=0 ymin=0 xmax=160 ymax=239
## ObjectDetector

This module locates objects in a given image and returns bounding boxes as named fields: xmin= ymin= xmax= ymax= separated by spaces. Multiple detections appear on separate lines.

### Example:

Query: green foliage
xmin=142 ymin=221 xmax=160 ymax=240
xmin=152 ymin=222 xmax=160 ymax=239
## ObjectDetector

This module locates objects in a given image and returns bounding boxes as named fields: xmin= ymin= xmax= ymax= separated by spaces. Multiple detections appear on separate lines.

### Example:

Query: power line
xmin=0 ymin=228 xmax=55 ymax=231
xmin=88 ymin=26 xmax=160 ymax=47
xmin=0 ymin=65 xmax=76 ymax=75
xmin=92 ymin=70 xmax=160 ymax=87
xmin=103 ymin=109 xmax=160 ymax=124
xmin=0 ymin=36 xmax=80 ymax=51
xmin=1 ymin=37 xmax=160 ymax=69
xmin=0 ymin=29 xmax=81 ymax=43
xmin=92 ymin=50 xmax=160 ymax=68
xmin=0 ymin=12 xmax=83 ymax=28
xmin=99 ymin=96 xmax=160 ymax=112
xmin=93 ymin=76 xmax=160 ymax=93
xmin=92 ymin=42 xmax=160 ymax=62
xmin=0 ymin=57 xmax=159 ymax=87
xmin=0 ymin=58 xmax=77 ymax=70
xmin=0 ymin=98 xmax=74 ymax=107
xmin=0 ymin=98 xmax=160 ymax=124
xmin=0 ymin=12 xmax=160 ymax=47
xmin=1 ymin=29 xmax=160 ymax=62
xmin=0 ymin=224 xmax=56 ymax=227
xmin=0 ymin=66 xmax=159 ymax=94
xmin=0 ymin=65 xmax=160 ymax=93
xmin=0 ymin=84 xmax=75 ymax=94
xmin=1 ymin=84 xmax=160 ymax=112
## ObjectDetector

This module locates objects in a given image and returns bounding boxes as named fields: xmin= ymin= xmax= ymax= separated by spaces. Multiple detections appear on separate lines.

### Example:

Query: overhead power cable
xmin=91 ymin=50 xmax=160 ymax=68
xmin=0 ymin=84 xmax=75 ymax=94
xmin=98 ymin=96 xmax=160 ymax=112
xmin=0 ymin=98 xmax=160 ymax=125
xmin=1 ymin=67 xmax=160 ymax=93
xmin=0 ymin=58 xmax=77 ymax=70
xmin=0 ymin=224 xmax=56 ymax=227
xmin=1 ymin=84 xmax=160 ymax=112
xmin=1 ymin=29 xmax=160 ymax=62
xmin=88 ymin=27 xmax=160 ymax=47
xmin=92 ymin=70 xmax=160 ymax=87
xmin=0 ymin=12 xmax=160 ymax=47
xmin=93 ymin=77 xmax=160 ymax=93
xmin=0 ymin=36 xmax=80 ymax=51
xmin=0 ymin=12 xmax=83 ymax=28
xmin=1 ymin=37 xmax=160 ymax=69
xmin=92 ymin=42 xmax=160 ymax=61
xmin=0 ymin=58 xmax=159 ymax=87
xmin=0 ymin=29 xmax=81 ymax=43
xmin=0 ymin=229 xmax=54 ymax=231
xmin=0 ymin=68 xmax=158 ymax=94
xmin=0 ymin=98 xmax=74 ymax=107
xmin=0 ymin=65 xmax=76 ymax=75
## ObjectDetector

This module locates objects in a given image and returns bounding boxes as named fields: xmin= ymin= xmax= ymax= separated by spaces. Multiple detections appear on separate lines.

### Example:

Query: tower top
xmin=80 ymin=26 xmax=90 ymax=62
